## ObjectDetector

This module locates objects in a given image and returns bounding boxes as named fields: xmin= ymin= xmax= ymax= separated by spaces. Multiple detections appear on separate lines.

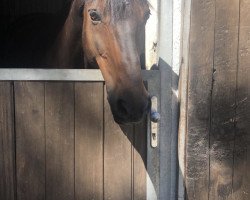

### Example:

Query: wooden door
xmin=0 ymin=80 xmax=148 ymax=200
xmin=179 ymin=0 xmax=250 ymax=199
xmin=0 ymin=67 xmax=178 ymax=200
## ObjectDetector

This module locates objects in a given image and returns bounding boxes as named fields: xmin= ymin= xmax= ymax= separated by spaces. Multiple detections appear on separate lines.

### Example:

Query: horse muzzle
xmin=108 ymin=89 xmax=150 ymax=124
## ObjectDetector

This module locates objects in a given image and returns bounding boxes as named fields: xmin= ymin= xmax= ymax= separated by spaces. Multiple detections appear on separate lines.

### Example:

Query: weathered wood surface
xmin=233 ymin=0 xmax=250 ymax=199
xmin=0 ymin=81 xmax=147 ymax=200
xmin=181 ymin=0 xmax=250 ymax=199
xmin=15 ymin=82 xmax=45 ymax=200
xmin=75 ymin=82 xmax=104 ymax=200
xmin=209 ymin=0 xmax=239 ymax=199
xmin=0 ymin=82 xmax=15 ymax=200
xmin=178 ymin=0 xmax=191 ymax=199
xmin=104 ymin=89 xmax=133 ymax=200
xmin=45 ymin=82 xmax=75 ymax=200
xmin=185 ymin=0 xmax=215 ymax=199
xmin=134 ymin=119 xmax=147 ymax=200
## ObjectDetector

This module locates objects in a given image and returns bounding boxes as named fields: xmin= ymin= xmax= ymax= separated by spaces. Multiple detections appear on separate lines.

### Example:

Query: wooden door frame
xmin=145 ymin=0 xmax=182 ymax=199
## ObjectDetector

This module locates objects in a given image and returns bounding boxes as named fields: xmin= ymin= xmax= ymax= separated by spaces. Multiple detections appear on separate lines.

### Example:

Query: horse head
xmin=80 ymin=0 xmax=151 ymax=124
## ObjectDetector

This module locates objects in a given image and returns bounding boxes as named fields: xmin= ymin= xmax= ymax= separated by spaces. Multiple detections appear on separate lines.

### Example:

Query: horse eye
xmin=89 ymin=10 xmax=102 ymax=22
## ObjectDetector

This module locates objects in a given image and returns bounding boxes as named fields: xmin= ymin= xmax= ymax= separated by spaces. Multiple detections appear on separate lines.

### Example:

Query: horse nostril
xmin=117 ymin=99 xmax=129 ymax=116
xmin=110 ymin=91 xmax=150 ymax=124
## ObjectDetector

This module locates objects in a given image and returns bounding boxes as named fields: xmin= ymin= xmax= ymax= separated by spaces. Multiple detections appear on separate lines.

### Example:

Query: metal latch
xmin=150 ymin=96 xmax=160 ymax=148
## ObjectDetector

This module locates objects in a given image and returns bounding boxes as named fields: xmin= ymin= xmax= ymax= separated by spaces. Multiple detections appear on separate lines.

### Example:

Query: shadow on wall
xmin=181 ymin=80 xmax=250 ymax=199
xmin=130 ymin=57 xmax=180 ymax=199
xmin=158 ymin=58 xmax=180 ymax=200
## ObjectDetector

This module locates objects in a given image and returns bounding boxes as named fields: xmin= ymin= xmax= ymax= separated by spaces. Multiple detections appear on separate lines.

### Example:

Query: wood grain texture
xmin=133 ymin=119 xmax=147 ymax=200
xmin=185 ymin=0 xmax=215 ymax=199
xmin=0 ymin=82 xmax=15 ymax=200
xmin=233 ymin=0 xmax=250 ymax=199
xmin=45 ymin=82 xmax=74 ymax=200
xmin=104 ymin=88 xmax=133 ymax=200
xmin=15 ymin=82 xmax=45 ymax=200
xmin=75 ymin=82 xmax=104 ymax=200
xmin=209 ymin=0 xmax=239 ymax=199
xmin=178 ymin=0 xmax=192 ymax=199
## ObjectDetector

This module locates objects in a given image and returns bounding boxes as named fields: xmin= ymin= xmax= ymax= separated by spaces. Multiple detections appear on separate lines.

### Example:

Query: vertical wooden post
xmin=0 ymin=82 xmax=15 ymax=200
xmin=103 ymin=89 xmax=133 ymax=200
xmin=182 ymin=0 xmax=216 ymax=199
xmin=209 ymin=0 xmax=239 ymax=199
xmin=75 ymin=82 xmax=104 ymax=200
xmin=233 ymin=0 xmax=250 ymax=199
xmin=15 ymin=82 xmax=46 ymax=200
xmin=178 ymin=0 xmax=192 ymax=199
xmin=45 ymin=82 xmax=75 ymax=200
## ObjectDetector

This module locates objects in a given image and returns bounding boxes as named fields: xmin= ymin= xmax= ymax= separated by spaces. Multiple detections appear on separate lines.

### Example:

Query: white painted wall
xmin=145 ymin=0 xmax=182 ymax=73
xmin=145 ymin=0 xmax=159 ymax=69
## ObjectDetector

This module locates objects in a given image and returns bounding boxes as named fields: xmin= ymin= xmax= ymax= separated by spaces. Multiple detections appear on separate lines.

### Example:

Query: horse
xmin=0 ymin=0 xmax=151 ymax=124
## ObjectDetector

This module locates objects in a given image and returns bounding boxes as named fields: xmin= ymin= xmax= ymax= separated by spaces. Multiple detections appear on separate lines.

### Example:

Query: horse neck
xmin=47 ymin=1 xmax=83 ymax=68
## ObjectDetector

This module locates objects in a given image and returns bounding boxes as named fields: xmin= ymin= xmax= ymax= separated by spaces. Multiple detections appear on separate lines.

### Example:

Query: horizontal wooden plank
xmin=0 ymin=69 xmax=159 ymax=81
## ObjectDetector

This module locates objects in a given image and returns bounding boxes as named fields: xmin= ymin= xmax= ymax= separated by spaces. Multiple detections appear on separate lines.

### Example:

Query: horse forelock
xmin=104 ymin=0 xmax=148 ymax=21
xmin=80 ymin=0 xmax=148 ymax=21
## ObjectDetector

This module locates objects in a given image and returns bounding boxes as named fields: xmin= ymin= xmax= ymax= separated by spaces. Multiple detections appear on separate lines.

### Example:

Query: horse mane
xmin=104 ymin=0 xmax=148 ymax=21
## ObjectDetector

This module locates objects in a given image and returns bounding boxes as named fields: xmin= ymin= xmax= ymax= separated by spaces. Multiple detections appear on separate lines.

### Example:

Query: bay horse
xmin=1 ymin=0 xmax=151 ymax=124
